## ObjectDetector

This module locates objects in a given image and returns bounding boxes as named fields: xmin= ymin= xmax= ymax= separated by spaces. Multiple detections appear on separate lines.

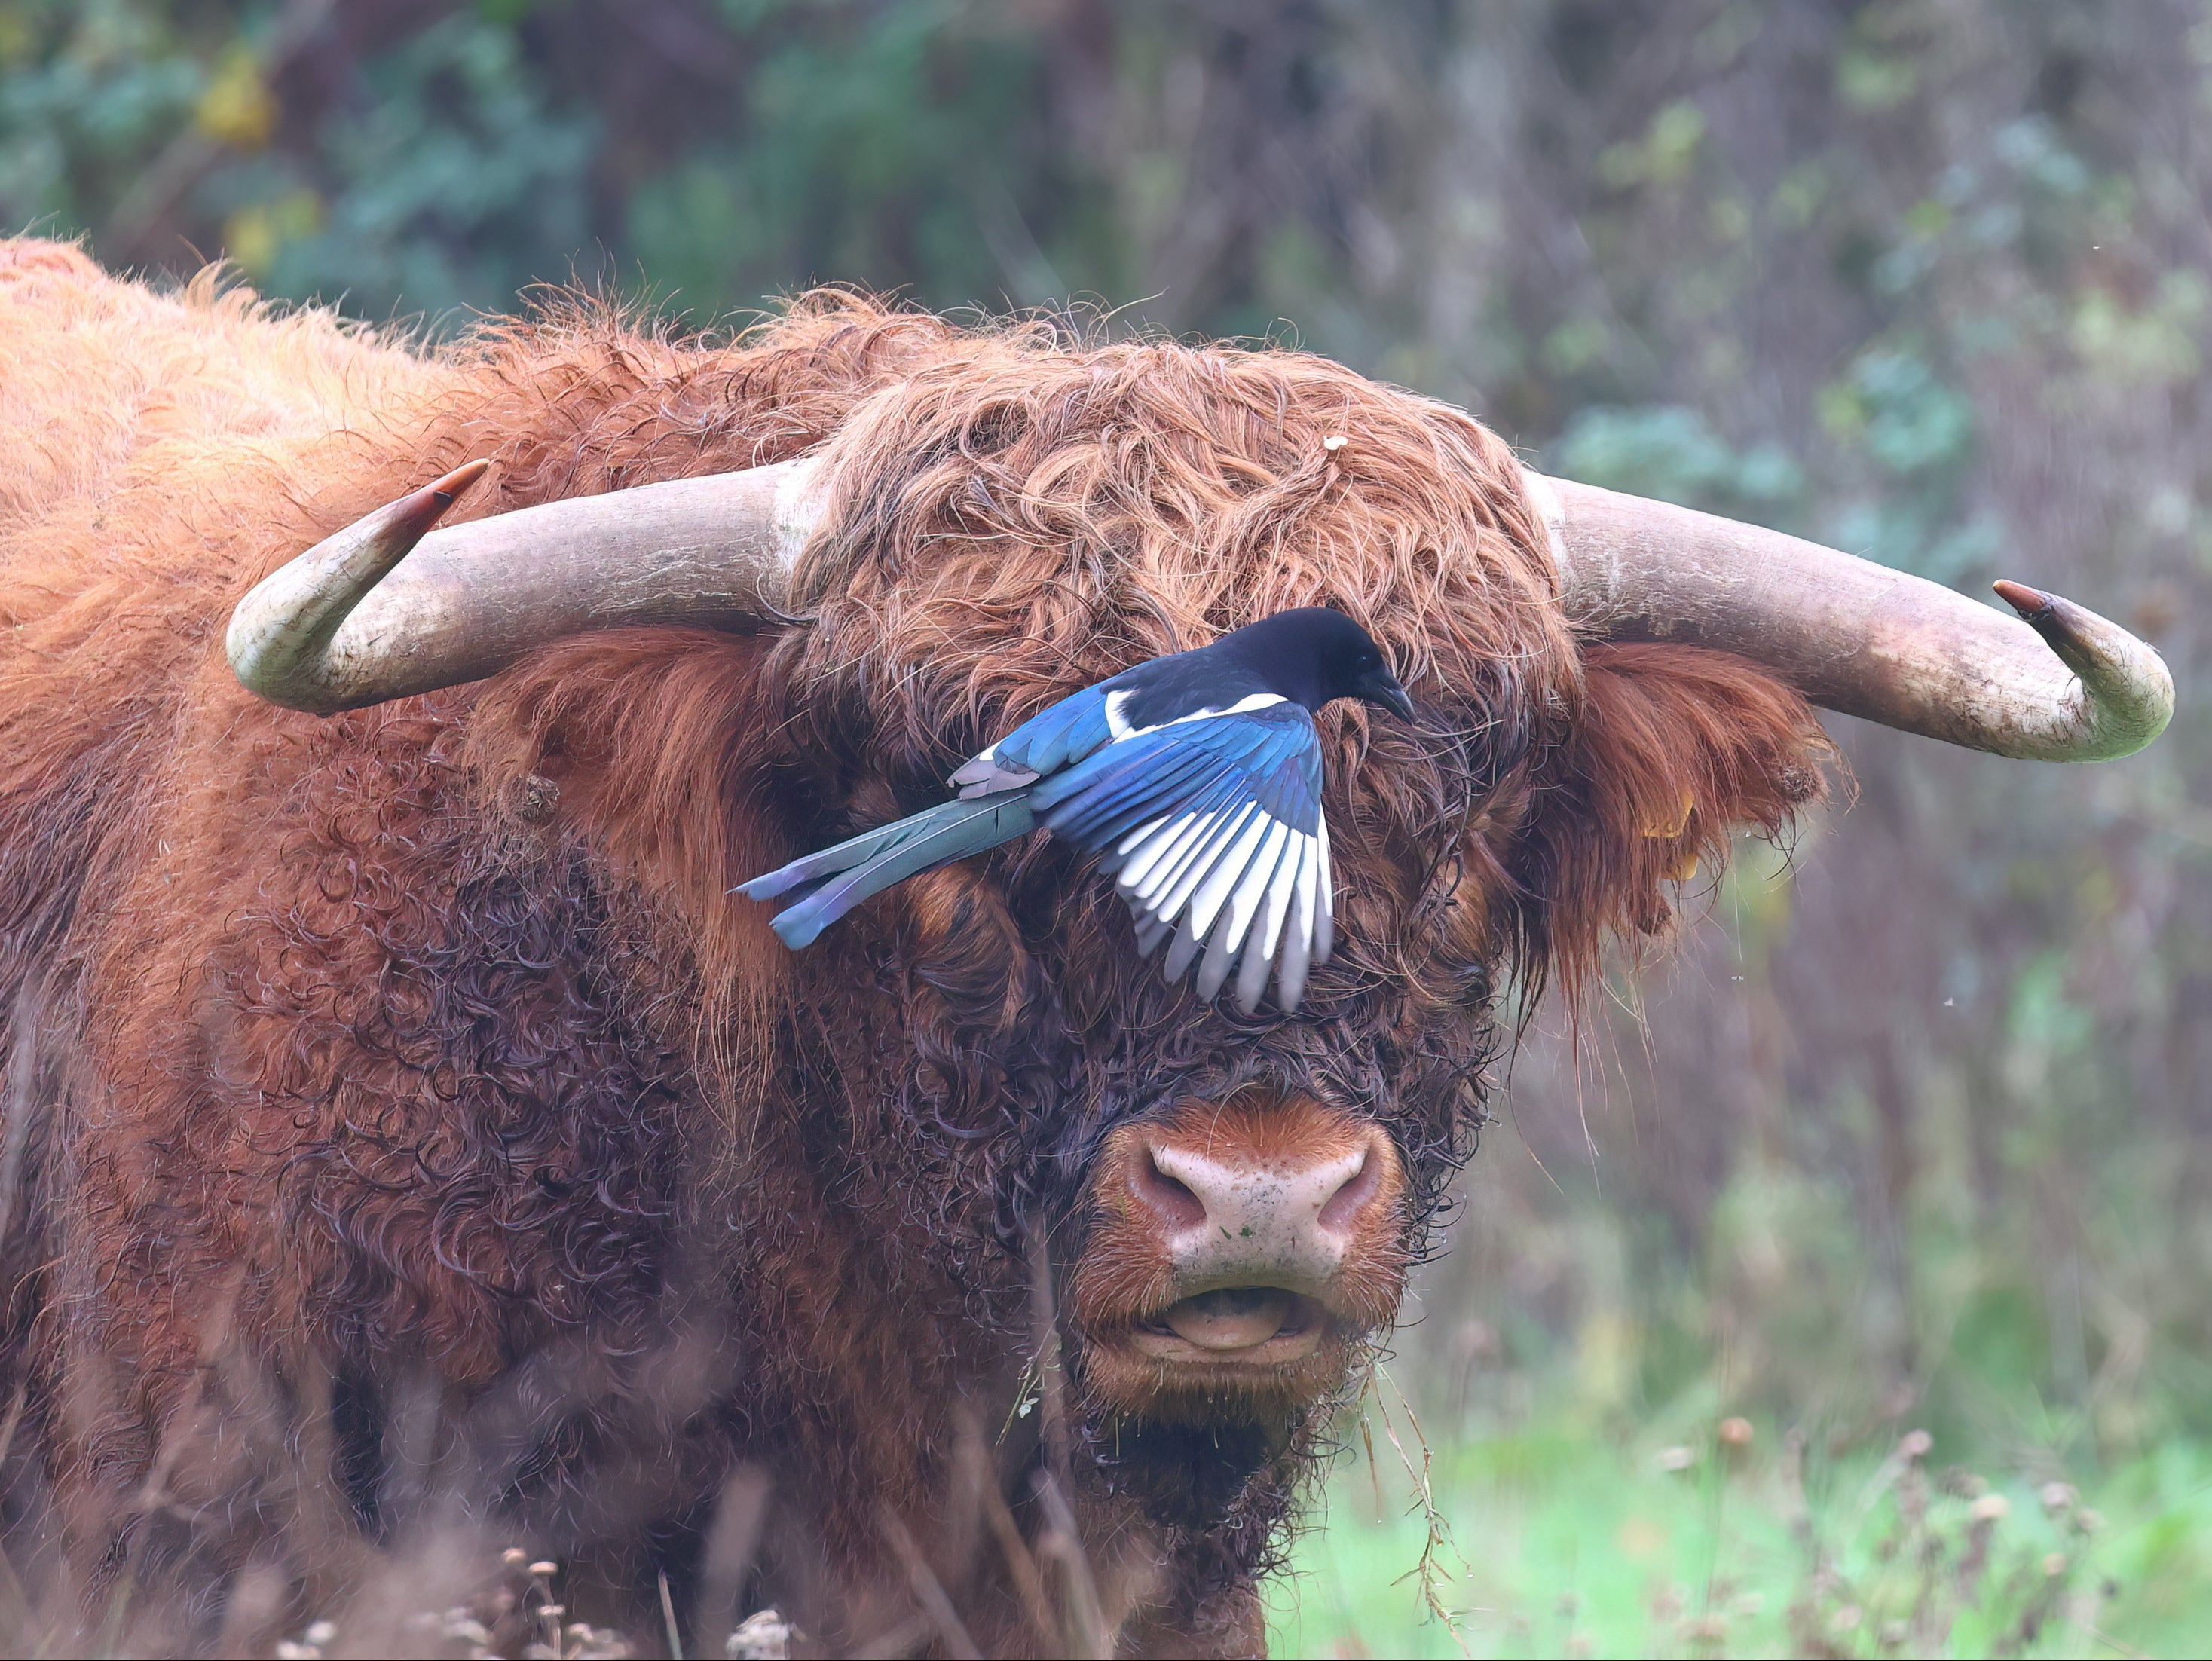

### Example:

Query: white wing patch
xmin=1112 ymin=782 xmax=1333 ymax=1016
xmin=1115 ymin=689 xmax=1286 ymax=739
xmin=957 ymin=687 xmax=1325 ymax=1014
xmin=960 ymin=690 xmax=1286 ymax=793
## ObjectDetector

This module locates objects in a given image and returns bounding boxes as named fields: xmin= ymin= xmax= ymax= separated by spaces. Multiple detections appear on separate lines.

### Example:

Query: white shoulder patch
xmin=1117 ymin=689 xmax=1286 ymax=740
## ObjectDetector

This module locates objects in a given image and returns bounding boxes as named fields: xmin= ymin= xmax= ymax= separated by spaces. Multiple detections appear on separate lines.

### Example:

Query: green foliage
xmin=623 ymin=3 xmax=1054 ymax=320
xmin=1817 ymin=347 xmax=1999 ymax=585
xmin=230 ymin=13 xmax=597 ymax=320
xmin=1554 ymin=405 xmax=1804 ymax=525
xmin=0 ymin=0 xmax=203 ymax=234
xmin=1276 ymin=1405 xmax=2212 ymax=1658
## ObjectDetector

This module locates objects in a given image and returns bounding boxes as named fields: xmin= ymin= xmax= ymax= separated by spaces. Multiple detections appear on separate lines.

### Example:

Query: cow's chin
xmin=1066 ymin=1094 xmax=1409 ymax=1425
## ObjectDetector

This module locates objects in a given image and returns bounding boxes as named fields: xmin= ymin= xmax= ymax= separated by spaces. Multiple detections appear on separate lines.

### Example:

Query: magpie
xmin=735 ymin=608 xmax=1415 ymax=1014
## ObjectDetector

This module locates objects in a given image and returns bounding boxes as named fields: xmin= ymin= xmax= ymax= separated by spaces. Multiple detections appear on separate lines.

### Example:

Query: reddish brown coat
xmin=0 ymin=241 xmax=1826 ymax=1653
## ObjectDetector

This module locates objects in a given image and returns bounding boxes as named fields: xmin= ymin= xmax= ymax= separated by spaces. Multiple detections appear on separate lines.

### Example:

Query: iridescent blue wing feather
xmin=1031 ymin=703 xmax=1331 ymax=1013
xmin=745 ymin=663 xmax=1338 ymax=1011
xmin=949 ymin=684 xmax=1118 ymax=796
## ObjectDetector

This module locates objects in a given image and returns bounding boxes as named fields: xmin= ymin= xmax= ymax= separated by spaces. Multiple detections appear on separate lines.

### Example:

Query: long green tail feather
xmin=738 ymin=791 xmax=1036 ymax=948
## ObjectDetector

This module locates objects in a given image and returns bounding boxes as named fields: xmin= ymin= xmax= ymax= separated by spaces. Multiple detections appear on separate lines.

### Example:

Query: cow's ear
xmin=462 ymin=625 xmax=797 ymax=1001
xmin=1507 ymin=641 xmax=1834 ymax=999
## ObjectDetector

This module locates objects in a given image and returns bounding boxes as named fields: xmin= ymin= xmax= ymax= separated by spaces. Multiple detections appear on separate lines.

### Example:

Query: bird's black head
xmin=1218 ymin=607 xmax=1415 ymax=722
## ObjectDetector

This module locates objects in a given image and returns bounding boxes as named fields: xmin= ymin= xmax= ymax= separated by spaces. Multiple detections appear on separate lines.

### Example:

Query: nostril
xmin=1130 ymin=1144 xmax=1208 ymax=1230
xmin=1315 ymin=1146 xmax=1381 ymax=1234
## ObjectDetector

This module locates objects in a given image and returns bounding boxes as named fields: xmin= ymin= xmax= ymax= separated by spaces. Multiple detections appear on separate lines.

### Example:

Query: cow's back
xmin=0 ymin=239 xmax=436 ymax=534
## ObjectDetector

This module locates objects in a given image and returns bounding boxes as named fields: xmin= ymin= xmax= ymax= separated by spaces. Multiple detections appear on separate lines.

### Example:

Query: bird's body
xmin=737 ymin=609 xmax=1412 ymax=1013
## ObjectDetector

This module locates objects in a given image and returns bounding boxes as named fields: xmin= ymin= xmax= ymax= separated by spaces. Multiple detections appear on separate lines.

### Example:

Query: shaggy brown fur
xmin=0 ymin=240 xmax=1828 ymax=1655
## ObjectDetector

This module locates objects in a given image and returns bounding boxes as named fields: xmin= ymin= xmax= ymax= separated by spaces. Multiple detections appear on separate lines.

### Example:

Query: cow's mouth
xmin=1066 ymin=1094 xmax=1409 ymax=1421
xmin=1125 ymin=1286 xmax=1329 ymax=1365
xmin=1078 ymin=1283 xmax=1360 ymax=1420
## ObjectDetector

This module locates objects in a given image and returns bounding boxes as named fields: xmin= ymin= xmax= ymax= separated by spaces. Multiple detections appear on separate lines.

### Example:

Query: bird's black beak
xmin=1364 ymin=673 xmax=1416 ymax=724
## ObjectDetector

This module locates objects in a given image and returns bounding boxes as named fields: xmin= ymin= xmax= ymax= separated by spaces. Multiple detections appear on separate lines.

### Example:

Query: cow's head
xmin=225 ymin=307 xmax=2170 ymax=1473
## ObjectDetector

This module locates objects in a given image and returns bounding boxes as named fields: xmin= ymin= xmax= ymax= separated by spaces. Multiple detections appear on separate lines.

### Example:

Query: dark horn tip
xmin=1993 ymin=578 xmax=2055 ymax=621
xmin=427 ymin=457 xmax=492 ymax=509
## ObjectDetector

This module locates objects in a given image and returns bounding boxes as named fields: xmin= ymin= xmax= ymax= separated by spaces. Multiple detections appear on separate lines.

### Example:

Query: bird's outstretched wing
xmin=949 ymin=684 xmax=1118 ymax=797
xmin=1028 ymin=702 xmax=1332 ymax=1014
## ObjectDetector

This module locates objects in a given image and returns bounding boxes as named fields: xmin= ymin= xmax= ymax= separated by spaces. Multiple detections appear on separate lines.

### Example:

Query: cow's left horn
xmin=228 ymin=457 xmax=826 ymax=713
xmin=1523 ymin=470 xmax=2174 ymax=762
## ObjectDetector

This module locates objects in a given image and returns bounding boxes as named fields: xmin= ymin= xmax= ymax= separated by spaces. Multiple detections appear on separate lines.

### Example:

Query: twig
xmin=1371 ymin=1364 xmax=1469 ymax=1653
xmin=658 ymin=1568 xmax=683 ymax=1661
xmin=695 ymin=1467 xmax=773 ymax=1656
xmin=1024 ymin=1225 xmax=1115 ymax=1656
xmin=2079 ymin=1617 xmax=2149 ymax=1659
xmin=1359 ymin=1403 xmax=1385 ymax=1522
xmin=957 ymin=1409 xmax=1057 ymax=1645
xmin=1026 ymin=1228 xmax=1072 ymax=1487
xmin=877 ymin=1506 xmax=981 ymax=1660
xmin=996 ymin=1351 xmax=1042 ymax=1445
xmin=0 ymin=1384 xmax=33 ymax=1625
xmin=1031 ymin=1471 xmax=1112 ymax=1661
xmin=93 ymin=1546 xmax=138 ymax=1661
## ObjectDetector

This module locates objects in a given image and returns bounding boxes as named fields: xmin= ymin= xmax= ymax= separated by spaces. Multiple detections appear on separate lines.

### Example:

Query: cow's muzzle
xmin=1067 ymin=1095 xmax=1407 ymax=1419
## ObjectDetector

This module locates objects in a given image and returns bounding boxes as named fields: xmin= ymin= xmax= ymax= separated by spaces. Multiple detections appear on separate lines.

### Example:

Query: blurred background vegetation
xmin=5 ymin=0 xmax=2209 ymax=1653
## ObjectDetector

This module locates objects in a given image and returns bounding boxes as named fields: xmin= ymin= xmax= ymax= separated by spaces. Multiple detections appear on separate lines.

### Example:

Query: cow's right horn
xmin=1524 ymin=470 xmax=2174 ymax=763
xmin=227 ymin=456 xmax=826 ymax=714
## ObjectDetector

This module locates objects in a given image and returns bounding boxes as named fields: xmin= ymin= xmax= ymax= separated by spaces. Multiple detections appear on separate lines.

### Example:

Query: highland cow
xmin=0 ymin=239 xmax=2169 ymax=1656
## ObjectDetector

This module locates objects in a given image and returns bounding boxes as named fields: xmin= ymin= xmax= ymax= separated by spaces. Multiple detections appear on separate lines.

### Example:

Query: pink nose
xmin=1129 ymin=1126 xmax=1393 ymax=1299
